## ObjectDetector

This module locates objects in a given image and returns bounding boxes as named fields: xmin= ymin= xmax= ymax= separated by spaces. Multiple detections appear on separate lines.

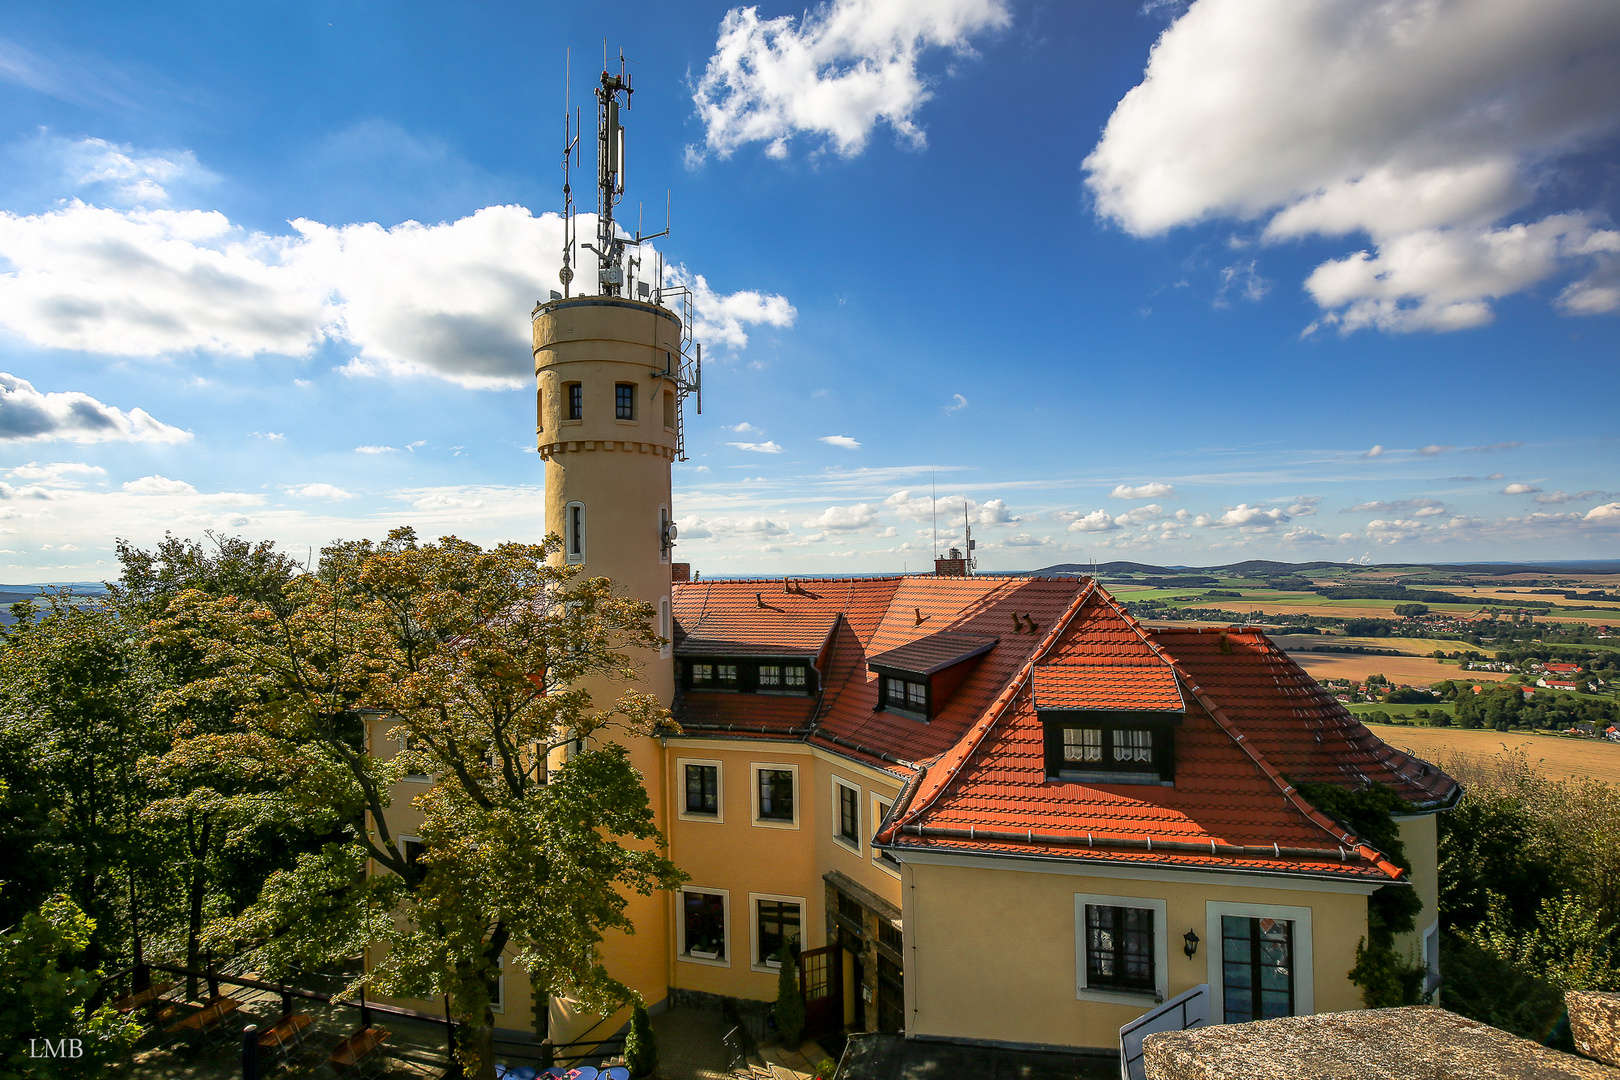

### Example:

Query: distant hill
xmin=1033 ymin=559 xmax=1620 ymax=578
xmin=0 ymin=583 xmax=108 ymax=624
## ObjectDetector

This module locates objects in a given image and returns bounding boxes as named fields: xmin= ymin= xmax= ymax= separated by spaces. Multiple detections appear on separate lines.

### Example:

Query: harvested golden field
xmin=1272 ymin=634 xmax=1439 ymax=655
xmin=1367 ymin=723 xmax=1620 ymax=787
xmin=1287 ymin=651 xmax=1507 ymax=686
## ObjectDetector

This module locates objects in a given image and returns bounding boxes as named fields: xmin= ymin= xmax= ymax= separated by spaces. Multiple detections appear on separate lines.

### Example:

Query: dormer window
xmin=680 ymin=657 xmax=817 ymax=695
xmin=759 ymin=664 xmax=808 ymax=693
xmin=1042 ymin=711 xmax=1179 ymax=784
xmin=880 ymin=676 xmax=928 ymax=716
xmin=689 ymin=662 xmax=739 ymax=690
xmin=868 ymin=631 xmax=998 ymax=723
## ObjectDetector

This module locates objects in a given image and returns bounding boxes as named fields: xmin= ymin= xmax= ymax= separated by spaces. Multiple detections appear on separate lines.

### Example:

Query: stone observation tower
xmin=529 ymin=52 xmax=700 ymax=1038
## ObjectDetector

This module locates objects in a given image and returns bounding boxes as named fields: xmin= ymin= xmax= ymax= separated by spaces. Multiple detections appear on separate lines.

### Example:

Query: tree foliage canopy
xmin=156 ymin=528 xmax=685 ymax=1074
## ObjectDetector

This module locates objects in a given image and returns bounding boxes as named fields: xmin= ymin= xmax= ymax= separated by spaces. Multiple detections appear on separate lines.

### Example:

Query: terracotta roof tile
xmin=867 ymin=631 xmax=999 ymax=676
xmin=1031 ymin=665 xmax=1184 ymax=711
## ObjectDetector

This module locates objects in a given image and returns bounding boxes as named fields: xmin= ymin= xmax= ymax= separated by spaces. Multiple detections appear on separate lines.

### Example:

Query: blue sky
xmin=0 ymin=0 xmax=1617 ymax=582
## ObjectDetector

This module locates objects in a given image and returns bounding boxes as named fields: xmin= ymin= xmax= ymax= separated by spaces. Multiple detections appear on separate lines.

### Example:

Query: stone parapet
xmin=1142 ymin=1006 xmax=1620 ymax=1079
xmin=1570 ymin=991 xmax=1620 ymax=1068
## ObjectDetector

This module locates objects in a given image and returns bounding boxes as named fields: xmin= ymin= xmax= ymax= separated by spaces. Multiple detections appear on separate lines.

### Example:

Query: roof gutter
xmin=894 ymin=823 xmax=1387 ymax=871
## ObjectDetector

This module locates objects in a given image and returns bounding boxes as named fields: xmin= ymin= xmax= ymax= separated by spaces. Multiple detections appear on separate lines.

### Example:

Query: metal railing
xmin=1118 ymin=983 xmax=1209 ymax=1080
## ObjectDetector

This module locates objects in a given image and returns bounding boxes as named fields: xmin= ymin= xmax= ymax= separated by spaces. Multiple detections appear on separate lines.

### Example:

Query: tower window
xmin=664 ymin=390 xmax=676 ymax=430
xmin=616 ymin=383 xmax=635 ymax=420
xmin=566 ymin=382 xmax=583 ymax=420
xmin=535 ymin=388 xmax=543 ymax=432
xmin=565 ymin=501 xmax=585 ymax=564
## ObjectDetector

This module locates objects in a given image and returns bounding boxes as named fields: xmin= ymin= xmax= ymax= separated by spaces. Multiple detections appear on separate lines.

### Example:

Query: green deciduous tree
xmin=112 ymin=532 xmax=318 ymax=998
xmin=0 ymin=596 xmax=162 ymax=970
xmin=0 ymin=894 xmax=141 ymax=1078
xmin=159 ymin=528 xmax=685 ymax=1079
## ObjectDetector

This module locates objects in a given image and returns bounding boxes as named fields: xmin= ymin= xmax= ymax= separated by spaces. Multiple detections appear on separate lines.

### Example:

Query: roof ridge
xmin=1123 ymin=611 xmax=1404 ymax=879
xmin=879 ymin=581 xmax=1097 ymax=842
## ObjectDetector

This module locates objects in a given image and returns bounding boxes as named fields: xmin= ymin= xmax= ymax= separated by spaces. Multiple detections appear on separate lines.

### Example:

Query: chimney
xmin=671 ymin=563 xmax=691 ymax=583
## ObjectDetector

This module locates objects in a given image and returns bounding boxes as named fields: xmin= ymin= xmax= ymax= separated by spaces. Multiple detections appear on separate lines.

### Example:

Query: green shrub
xmin=625 ymin=1003 xmax=657 ymax=1078
xmin=774 ymin=942 xmax=805 ymax=1049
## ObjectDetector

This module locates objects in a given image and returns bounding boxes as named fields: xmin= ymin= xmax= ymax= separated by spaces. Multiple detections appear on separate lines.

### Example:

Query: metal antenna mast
xmin=559 ymin=49 xmax=580 ymax=298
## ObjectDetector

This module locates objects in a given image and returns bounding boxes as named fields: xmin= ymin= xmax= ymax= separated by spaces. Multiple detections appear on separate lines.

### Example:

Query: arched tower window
xmin=566 ymin=501 xmax=585 ymax=564
xmin=535 ymin=387 xmax=544 ymax=432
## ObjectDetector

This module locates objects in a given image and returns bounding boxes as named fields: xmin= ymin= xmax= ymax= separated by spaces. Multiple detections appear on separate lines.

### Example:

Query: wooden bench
xmin=328 ymin=1026 xmax=390 ymax=1075
xmin=110 ymin=981 xmax=175 ymax=1014
xmin=258 ymin=1011 xmax=313 ymax=1063
xmin=164 ymin=996 xmax=240 ymax=1042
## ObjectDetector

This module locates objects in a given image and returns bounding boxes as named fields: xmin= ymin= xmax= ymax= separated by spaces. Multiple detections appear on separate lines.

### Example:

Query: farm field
xmin=1366 ymin=723 xmax=1620 ymax=787
xmin=1288 ymin=651 xmax=1508 ymax=686
xmin=1110 ymin=583 xmax=1620 ymax=627
xmin=1271 ymin=634 xmax=1446 ymax=655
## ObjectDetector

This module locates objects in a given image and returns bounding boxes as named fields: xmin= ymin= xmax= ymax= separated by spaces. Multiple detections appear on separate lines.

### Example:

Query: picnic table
xmin=258 ymin=1011 xmax=313 ymax=1061
xmin=328 ymin=1026 xmax=390 ymax=1074
xmin=165 ymin=996 xmax=240 ymax=1042
xmin=110 ymin=981 xmax=175 ymax=1013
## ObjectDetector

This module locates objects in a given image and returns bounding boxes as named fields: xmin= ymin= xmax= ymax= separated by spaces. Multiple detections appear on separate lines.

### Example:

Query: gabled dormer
xmin=868 ymin=631 xmax=999 ymax=721
xmin=1033 ymin=662 xmax=1186 ymax=784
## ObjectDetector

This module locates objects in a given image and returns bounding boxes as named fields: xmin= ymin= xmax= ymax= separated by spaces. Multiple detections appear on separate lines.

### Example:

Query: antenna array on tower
xmin=551 ymin=48 xmax=702 ymax=459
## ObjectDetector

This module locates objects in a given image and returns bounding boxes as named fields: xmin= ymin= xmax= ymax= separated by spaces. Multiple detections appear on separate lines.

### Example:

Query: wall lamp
xmin=1183 ymin=929 xmax=1200 ymax=959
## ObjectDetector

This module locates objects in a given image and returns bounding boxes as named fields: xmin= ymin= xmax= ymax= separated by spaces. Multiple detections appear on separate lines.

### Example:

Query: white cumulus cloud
xmin=1502 ymin=483 xmax=1543 ymax=495
xmin=285 ymin=483 xmax=353 ymax=501
xmin=728 ymin=440 xmax=783 ymax=454
xmin=122 ymin=475 xmax=196 ymax=496
xmin=0 ymin=373 xmax=191 ymax=444
xmin=819 ymin=434 xmax=860 ymax=450
xmin=1067 ymin=509 xmax=1119 ymax=533
xmin=0 ymin=182 xmax=794 ymax=389
xmin=1110 ymin=482 xmax=1177 ymax=499
xmin=691 ymin=0 xmax=1011 ymax=161
xmin=1084 ymin=0 xmax=1620 ymax=332
xmin=802 ymin=503 xmax=879 ymax=530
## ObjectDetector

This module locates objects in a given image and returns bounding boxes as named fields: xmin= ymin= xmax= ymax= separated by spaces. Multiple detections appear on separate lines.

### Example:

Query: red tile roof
xmin=670 ymin=575 xmax=1457 ymax=881
xmin=867 ymin=631 xmax=1000 ymax=677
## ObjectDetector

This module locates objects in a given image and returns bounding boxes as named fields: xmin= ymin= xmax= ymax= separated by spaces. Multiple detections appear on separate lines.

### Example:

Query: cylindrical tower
xmin=532 ymin=293 xmax=681 ymax=1036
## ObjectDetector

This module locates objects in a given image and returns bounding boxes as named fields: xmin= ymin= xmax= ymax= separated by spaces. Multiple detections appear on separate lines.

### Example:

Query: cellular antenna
xmin=581 ymin=48 xmax=668 ymax=298
xmin=559 ymin=49 xmax=580 ymax=297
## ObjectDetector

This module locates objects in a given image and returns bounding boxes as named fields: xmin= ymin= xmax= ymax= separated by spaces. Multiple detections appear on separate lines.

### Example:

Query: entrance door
xmin=799 ymin=945 xmax=842 ymax=1040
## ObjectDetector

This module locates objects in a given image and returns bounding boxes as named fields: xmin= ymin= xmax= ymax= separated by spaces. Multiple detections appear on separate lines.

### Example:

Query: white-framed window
xmin=679 ymin=887 xmax=730 ymax=967
xmin=832 ymin=776 xmax=861 ymax=853
xmin=1205 ymin=900 xmax=1314 ymax=1023
xmin=749 ymin=892 xmax=805 ymax=972
xmin=565 ymin=501 xmax=585 ymax=564
xmin=489 ymin=955 xmax=504 ymax=1013
xmin=752 ymin=763 xmax=800 ymax=830
xmin=871 ymin=794 xmax=900 ymax=876
xmin=659 ymin=597 xmax=672 ymax=660
xmin=1423 ymin=920 xmax=1441 ymax=995
xmin=677 ymin=758 xmax=723 ymax=823
xmin=1074 ymin=893 xmax=1168 ymax=1004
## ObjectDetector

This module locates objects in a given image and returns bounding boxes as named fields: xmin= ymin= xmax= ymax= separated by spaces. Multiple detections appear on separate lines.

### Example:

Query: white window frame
xmin=1205 ymin=900 xmax=1314 ymax=1023
xmin=748 ymin=892 xmax=807 ymax=973
xmin=677 ymin=757 xmax=724 ymax=823
xmin=831 ymin=776 xmax=862 ymax=854
xmin=678 ymin=886 xmax=731 ymax=968
xmin=1074 ymin=893 xmax=1169 ymax=1005
xmin=489 ymin=955 xmax=504 ymax=1014
xmin=871 ymin=794 xmax=900 ymax=878
xmin=659 ymin=597 xmax=672 ymax=659
xmin=1422 ymin=919 xmax=1441 ymax=996
xmin=751 ymin=762 xmax=800 ymax=830
xmin=565 ymin=500 xmax=585 ymax=564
